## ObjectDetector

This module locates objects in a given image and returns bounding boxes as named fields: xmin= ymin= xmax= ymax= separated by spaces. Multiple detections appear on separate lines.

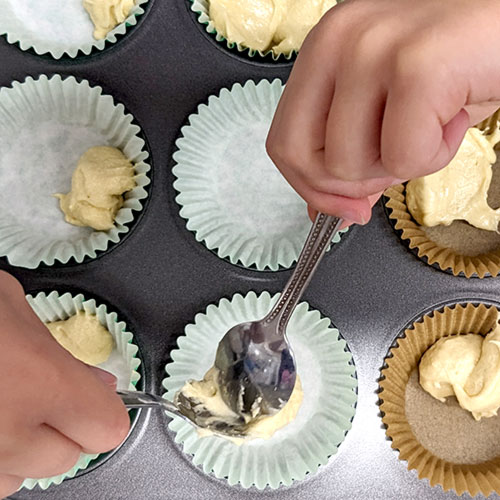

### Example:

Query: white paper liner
xmin=162 ymin=291 xmax=357 ymax=489
xmin=190 ymin=0 xmax=295 ymax=61
xmin=0 ymin=74 xmax=150 ymax=269
xmin=173 ymin=79 xmax=348 ymax=271
xmin=0 ymin=0 xmax=149 ymax=59
xmin=21 ymin=290 xmax=141 ymax=491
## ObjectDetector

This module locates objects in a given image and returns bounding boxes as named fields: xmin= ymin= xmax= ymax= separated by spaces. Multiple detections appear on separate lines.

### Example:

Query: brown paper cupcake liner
xmin=384 ymin=184 xmax=500 ymax=278
xmin=379 ymin=303 xmax=500 ymax=497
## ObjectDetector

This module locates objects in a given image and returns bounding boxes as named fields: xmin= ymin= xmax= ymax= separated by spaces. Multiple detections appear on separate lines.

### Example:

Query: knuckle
xmin=392 ymin=36 xmax=448 ymax=92
xmin=266 ymin=135 xmax=309 ymax=179
xmin=266 ymin=133 xmax=296 ymax=169
xmin=392 ymin=40 xmax=431 ymax=88
xmin=265 ymin=132 xmax=281 ymax=163
xmin=351 ymin=24 xmax=385 ymax=63
xmin=383 ymin=154 xmax=426 ymax=180
xmin=382 ymin=156 xmax=409 ymax=178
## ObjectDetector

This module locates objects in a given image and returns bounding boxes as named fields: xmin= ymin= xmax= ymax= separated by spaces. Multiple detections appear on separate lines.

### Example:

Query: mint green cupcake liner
xmin=0 ymin=0 xmax=149 ymax=59
xmin=21 ymin=290 xmax=141 ymax=491
xmin=0 ymin=74 xmax=151 ymax=269
xmin=173 ymin=79 xmax=347 ymax=271
xmin=190 ymin=0 xmax=296 ymax=61
xmin=162 ymin=291 xmax=357 ymax=490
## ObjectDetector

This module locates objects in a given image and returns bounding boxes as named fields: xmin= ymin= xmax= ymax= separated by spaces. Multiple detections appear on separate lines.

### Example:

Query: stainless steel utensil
xmin=174 ymin=213 xmax=343 ymax=436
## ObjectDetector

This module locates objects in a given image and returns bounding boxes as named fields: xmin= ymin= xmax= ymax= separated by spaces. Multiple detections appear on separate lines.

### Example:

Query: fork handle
xmin=117 ymin=390 xmax=178 ymax=413
xmin=264 ymin=213 xmax=343 ymax=335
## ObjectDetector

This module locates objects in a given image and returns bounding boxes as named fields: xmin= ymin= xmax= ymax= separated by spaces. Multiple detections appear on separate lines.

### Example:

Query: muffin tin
xmin=3 ymin=1 xmax=500 ymax=499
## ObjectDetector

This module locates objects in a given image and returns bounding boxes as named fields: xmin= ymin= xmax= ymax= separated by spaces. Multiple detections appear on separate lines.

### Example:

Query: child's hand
xmin=267 ymin=0 xmax=500 ymax=224
xmin=0 ymin=271 xmax=130 ymax=498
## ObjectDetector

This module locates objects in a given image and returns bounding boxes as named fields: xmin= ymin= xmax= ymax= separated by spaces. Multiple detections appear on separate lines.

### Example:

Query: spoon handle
xmin=264 ymin=213 xmax=343 ymax=335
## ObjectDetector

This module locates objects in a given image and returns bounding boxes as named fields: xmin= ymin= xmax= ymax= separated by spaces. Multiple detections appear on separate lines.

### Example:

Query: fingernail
xmin=89 ymin=366 xmax=117 ymax=388
xmin=342 ymin=211 xmax=366 ymax=225
xmin=390 ymin=178 xmax=406 ymax=186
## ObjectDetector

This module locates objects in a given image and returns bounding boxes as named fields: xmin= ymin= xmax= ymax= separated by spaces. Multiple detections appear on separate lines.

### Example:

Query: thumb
xmin=307 ymin=189 xmax=383 ymax=228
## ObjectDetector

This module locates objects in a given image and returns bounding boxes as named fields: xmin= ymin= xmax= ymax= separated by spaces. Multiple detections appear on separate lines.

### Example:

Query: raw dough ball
xmin=208 ymin=0 xmax=336 ymax=55
xmin=83 ymin=0 xmax=135 ymax=40
xmin=47 ymin=311 xmax=114 ymax=366
xmin=179 ymin=367 xmax=303 ymax=441
xmin=55 ymin=146 xmax=135 ymax=231
xmin=419 ymin=318 xmax=500 ymax=420
xmin=406 ymin=128 xmax=500 ymax=231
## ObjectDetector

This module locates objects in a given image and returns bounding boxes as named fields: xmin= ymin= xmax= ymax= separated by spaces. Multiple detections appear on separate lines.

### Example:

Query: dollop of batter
xmin=209 ymin=0 xmax=336 ymax=55
xmin=245 ymin=376 xmax=303 ymax=439
xmin=406 ymin=127 xmax=500 ymax=231
xmin=55 ymin=146 xmax=135 ymax=231
xmin=83 ymin=0 xmax=135 ymax=40
xmin=180 ymin=367 xmax=242 ymax=427
xmin=47 ymin=311 xmax=114 ymax=366
xmin=178 ymin=367 xmax=303 ymax=441
xmin=419 ymin=318 xmax=500 ymax=420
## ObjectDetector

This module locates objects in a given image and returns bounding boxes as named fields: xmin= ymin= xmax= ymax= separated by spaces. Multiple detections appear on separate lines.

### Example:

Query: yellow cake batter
xmin=55 ymin=146 xmax=135 ymax=231
xmin=83 ymin=0 xmax=135 ymax=40
xmin=419 ymin=318 xmax=500 ymax=420
xmin=406 ymin=127 xmax=500 ymax=231
xmin=245 ymin=376 xmax=303 ymax=439
xmin=178 ymin=367 xmax=303 ymax=441
xmin=208 ymin=0 xmax=336 ymax=55
xmin=47 ymin=311 xmax=114 ymax=366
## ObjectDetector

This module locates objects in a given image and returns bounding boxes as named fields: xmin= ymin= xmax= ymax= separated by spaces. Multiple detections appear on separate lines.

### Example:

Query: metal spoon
xmin=174 ymin=213 xmax=343 ymax=436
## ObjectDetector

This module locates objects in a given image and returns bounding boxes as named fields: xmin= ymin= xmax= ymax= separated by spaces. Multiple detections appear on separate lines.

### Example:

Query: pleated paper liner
xmin=384 ymin=183 xmax=500 ymax=278
xmin=379 ymin=302 xmax=500 ymax=497
xmin=162 ymin=291 xmax=357 ymax=490
xmin=384 ymin=112 xmax=500 ymax=278
xmin=173 ymin=79 xmax=347 ymax=271
xmin=0 ymin=0 xmax=149 ymax=59
xmin=21 ymin=291 xmax=141 ymax=491
xmin=189 ymin=0 xmax=296 ymax=62
xmin=0 ymin=74 xmax=151 ymax=269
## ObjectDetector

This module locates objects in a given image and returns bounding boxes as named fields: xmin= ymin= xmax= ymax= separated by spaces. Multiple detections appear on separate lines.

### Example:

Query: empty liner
xmin=379 ymin=303 xmax=500 ymax=497
xmin=162 ymin=290 xmax=357 ymax=489
xmin=0 ymin=74 xmax=150 ymax=269
xmin=0 ymin=0 xmax=149 ymax=59
xmin=384 ymin=112 xmax=500 ymax=278
xmin=21 ymin=291 xmax=141 ymax=490
xmin=173 ymin=79 xmax=347 ymax=271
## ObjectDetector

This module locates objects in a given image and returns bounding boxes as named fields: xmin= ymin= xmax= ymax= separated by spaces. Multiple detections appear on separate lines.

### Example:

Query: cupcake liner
xmin=173 ymin=79 xmax=347 ymax=271
xmin=0 ymin=74 xmax=151 ymax=269
xmin=384 ymin=184 xmax=500 ymax=278
xmin=21 ymin=290 xmax=141 ymax=491
xmin=162 ymin=290 xmax=357 ymax=490
xmin=0 ymin=0 xmax=149 ymax=59
xmin=379 ymin=302 xmax=500 ymax=497
xmin=189 ymin=0 xmax=296 ymax=61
